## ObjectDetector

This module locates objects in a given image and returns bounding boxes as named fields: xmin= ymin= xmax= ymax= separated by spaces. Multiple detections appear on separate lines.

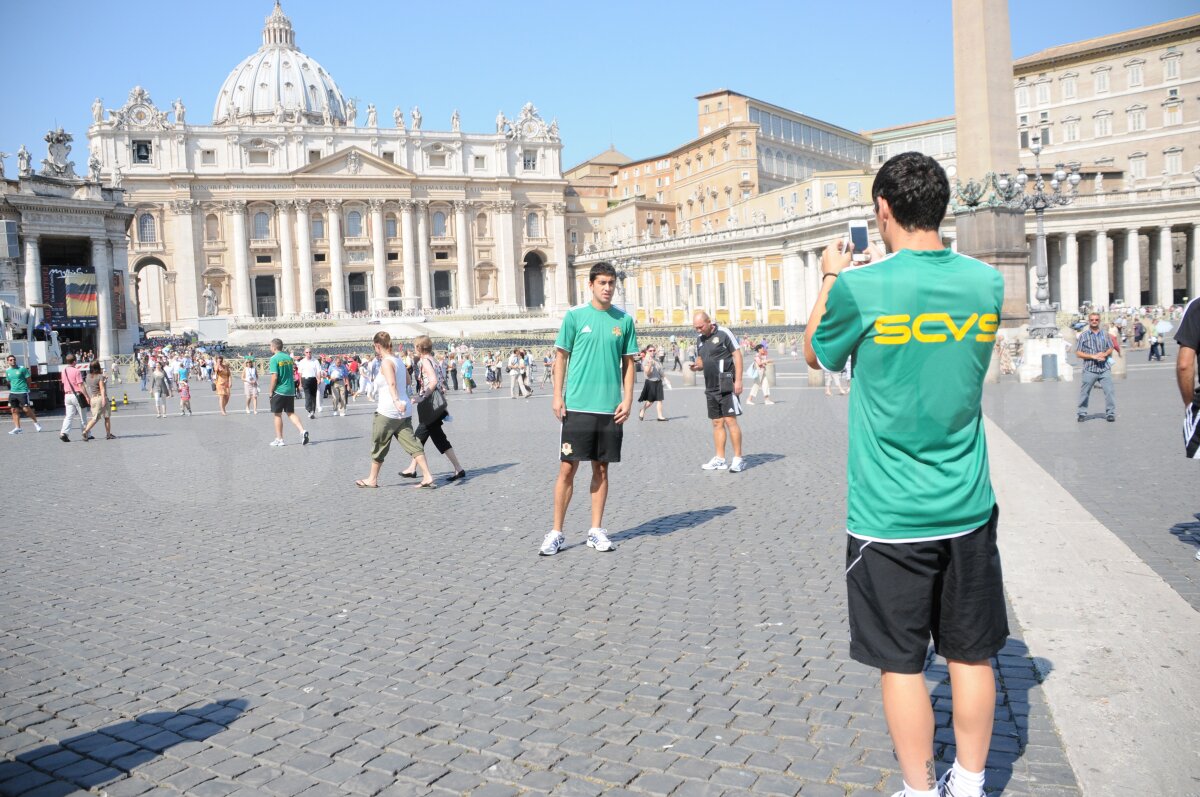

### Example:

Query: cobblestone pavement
xmin=2 ymin=363 xmax=1078 ymax=796
xmin=983 ymin=360 xmax=1200 ymax=610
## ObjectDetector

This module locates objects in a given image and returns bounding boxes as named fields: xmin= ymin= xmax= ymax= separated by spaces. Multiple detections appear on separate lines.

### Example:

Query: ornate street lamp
xmin=994 ymin=136 xmax=1082 ymax=337
xmin=612 ymin=257 xmax=640 ymax=311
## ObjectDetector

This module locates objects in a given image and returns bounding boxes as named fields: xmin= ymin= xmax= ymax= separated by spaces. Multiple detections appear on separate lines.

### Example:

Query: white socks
xmin=902 ymin=784 xmax=937 ymax=797
xmin=945 ymin=760 xmax=985 ymax=797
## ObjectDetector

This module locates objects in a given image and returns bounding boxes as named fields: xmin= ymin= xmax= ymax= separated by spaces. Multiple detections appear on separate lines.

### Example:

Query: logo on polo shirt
xmin=580 ymin=325 xmax=592 ymax=334
xmin=612 ymin=326 xmax=621 ymax=336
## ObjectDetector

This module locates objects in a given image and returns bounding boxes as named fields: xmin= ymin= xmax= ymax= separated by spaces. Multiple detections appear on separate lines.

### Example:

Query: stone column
xmin=1061 ymin=232 xmax=1079 ymax=314
xmin=369 ymin=199 xmax=387 ymax=313
xmin=113 ymin=235 xmax=135 ymax=351
xmin=783 ymin=249 xmax=804 ymax=324
xmin=277 ymin=201 xmax=296 ymax=317
xmin=1091 ymin=231 xmax=1110 ymax=310
xmin=91 ymin=237 xmax=114 ymax=362
xmin=227 ymin=200 xmax=251 ymax=317
xmin=757 ymin=256 xmax=769 ymax=322
xmin=550 ymin=202 xmax=569 ymax=312
xmin=415 ymin=201 xmax=431 ymax=310
xmin=294 ymin=200 xmax=314 ymax=314
xmin=22 ymin=234 xmax=41 ymax=307
xmin=804 ymin=250 xmax=821 ymax=319
xmin=1122 ymin=228 xmax=1141 ymax=307
xmin=726 ymin=260 xmax=740 ymax=324
xmin=494 ymin=201 xmax=517 ymax=309
xmin=170 ymin=200 xmax=200 ymax=320
xmin=704 ymin=262 xmax=717 ymax=314
xmin=400 ymin=200 xmax=417 ymax=311
xmin=453 ymin=201 xmax=474 ymax=309
xmin=1188 ymin=224 xmax=1200 ymax=302
xmin=662 ymin=266 xmax=676 ymax=322
xmin=326 ymin=200 xmax=346 ymax=314
xmin=1155 ymin=226 xmax=1174 ymax=307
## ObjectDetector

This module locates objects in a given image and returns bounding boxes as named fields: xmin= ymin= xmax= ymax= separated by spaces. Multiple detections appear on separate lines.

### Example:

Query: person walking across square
xmin=539 ymin=262 xmax=637 ymax=556
xmin=5 ymin=355 xmax=43 ymax=434
xmin=690 ymin=311 xmax=745 ymax=473
xmin=1075 ymin=312 xmax=1116 ymax=422
xmin=806 ymin=152 xmax=1007 ymax=797
xmin=267 ymin=338 xmax=309 ymax=446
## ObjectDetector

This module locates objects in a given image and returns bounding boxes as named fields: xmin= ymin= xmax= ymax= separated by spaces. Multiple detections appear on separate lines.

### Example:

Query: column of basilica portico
xmin=369 ymin=199 xmax=387 ymax=313
xmin=114 ymin=233 xmax=136 ymax=347
xmin=453 ymin=201 xmax=474 ymax=309
xmin=326 ymin=200 xmax=346 ymax=315
xmin=399 ymin=201 xmax=417 ymax=311
xmin=1060 ymin=232 xmax=1079 ymax=313
xmin=170 ymin=200 xmax=200 ymax=320
xmin=294 ymin=200 xmax=315 ymax=314
xmin=91 ymin=237 xmax=114 ymax=362
xmin=724 ymin=261 xmax=739 ymax=324
xmin=494 ymin=201 xmax=517 ymax=309
xmin=415 ymin=201 xmax=431 ymax=309
xmin=782 ymin=248 xmax=804 ymax=324
xmin=803 ymin=250 xmax=821 ymax=320
xmin=1122 ymin=229 xmax=1141 ymax=306
xmin=22 ymin=234 xmax=41 ymax=308
xmin=227 ymin=201 xmax=251 ymax=318
xmin=703 ymin=262 xmax=716 ymax=315
xmin=277 ymin=201 xmax=297 ymax=316
xmin=551 ymin=203 xmax=569 ymax=311
xmin=1091 ymin=231 xmax=1110 ymax=309
xmin=1155 ymin=226 xmax=1174 ymax=307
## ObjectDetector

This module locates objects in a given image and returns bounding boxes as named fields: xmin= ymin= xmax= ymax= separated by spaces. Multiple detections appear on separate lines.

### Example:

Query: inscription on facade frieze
xmin=189 ymin=182 xmax=486 ymax=194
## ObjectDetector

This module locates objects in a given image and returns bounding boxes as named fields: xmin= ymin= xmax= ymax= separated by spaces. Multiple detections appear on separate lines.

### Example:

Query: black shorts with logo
xmin=8 ymin=392 xmax=30 ymax=409
xmin=845 ymin=505 xmax=1008 ymax=674
xmin=270 ymin=393 xmax=296 ymax=415
xmin=559 ymin=411 xmax=622 ymax=463
xmin=705 ymin=390 xmax=742 ymax=420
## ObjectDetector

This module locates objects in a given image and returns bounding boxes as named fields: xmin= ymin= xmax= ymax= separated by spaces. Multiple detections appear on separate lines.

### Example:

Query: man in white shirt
xmin=297 ymin=348 xmax=321 ymax=418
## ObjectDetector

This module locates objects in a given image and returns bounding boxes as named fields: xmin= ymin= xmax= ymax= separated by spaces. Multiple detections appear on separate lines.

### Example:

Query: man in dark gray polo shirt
xmin=1075 ymin=312 xmax=1116 ymax=423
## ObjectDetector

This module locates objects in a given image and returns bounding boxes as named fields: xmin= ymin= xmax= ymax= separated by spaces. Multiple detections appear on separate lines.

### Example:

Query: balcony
xmin=133 ymin=240 xmax=164 ymax=254
xmin=202 ymin=239 xmax=225 ymax=252
xmin=431 ymin=235 xmax=456 ymax=247
xmin=249 ymin=237 xmax=278 ymax=250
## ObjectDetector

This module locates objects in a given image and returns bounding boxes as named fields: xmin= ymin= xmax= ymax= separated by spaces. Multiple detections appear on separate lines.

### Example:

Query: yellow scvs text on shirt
xmin=873 ymin=313 xmax=998 ymax=344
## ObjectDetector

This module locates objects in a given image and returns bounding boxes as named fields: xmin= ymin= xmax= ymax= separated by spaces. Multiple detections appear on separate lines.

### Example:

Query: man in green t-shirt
xmin=539 ymin=262 xmax=638 ymax=556
xmin=267 ymin=338 xmax=308 ymax=447
xmin=5 ymin=355 xmax=43 ymax=434
xmin=805 ymin=152 xmax=1006 ymax=797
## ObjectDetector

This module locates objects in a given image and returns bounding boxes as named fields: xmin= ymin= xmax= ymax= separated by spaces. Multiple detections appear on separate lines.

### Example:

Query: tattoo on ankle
xmin=924 ymin=758 xmax=936 ymax=789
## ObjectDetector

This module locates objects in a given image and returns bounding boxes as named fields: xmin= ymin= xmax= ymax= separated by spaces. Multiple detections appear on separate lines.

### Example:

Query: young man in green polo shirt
xmin=267 ymin=338 xmax=309 ymax=447
xmin=5 ymin=355 xmax=43 ymax=434
xmin=539 ymin=262 xmax=638 ymax=556
xmin=805 ymin=152 xmax=1006 ymax=797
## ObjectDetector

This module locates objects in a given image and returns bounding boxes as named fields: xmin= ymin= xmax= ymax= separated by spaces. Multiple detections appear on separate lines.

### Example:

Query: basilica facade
xmin=91 ymin=2 xmax=572 ymax=329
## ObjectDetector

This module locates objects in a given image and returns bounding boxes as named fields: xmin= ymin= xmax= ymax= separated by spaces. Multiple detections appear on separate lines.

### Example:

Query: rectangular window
xmin=308 ymin=149 xmax=321 ymax=163
xmin=771 ymin=279 xmax=781 ymax=307
xmin=1040 ymin=127 xmax=1052 ymax=146
xmin=1165 ymin=151 xmax=1183 ymax=174
xmin=718 ymin=282 xmax=727 ymax=307
xmin=1064 ymin=120 xmax=1080 ymax=142
xmin=1019 ymin=129 xmax=1029 ymax=149
xmin=1127 ymin=63 xmax=1143 ymax=88
xmin=1062 ymin=76 xmax=1077 ymax=100
xmin=434 ymin=251 xmax=449 ymax=260
xmin=474 ymin=155 xmax=486 ymax=169
xmin=387 ymin=252 xmax=398 ymax=261
xmin=385 ymin=217 xmax=397 ymax=238
xmin=741 ymin=189 xmax=751 ymax=200
xmin=1093 ymin=115 xmax=1112 ymax=138
xmin=428 ymin=153 xmax=446 ymax=167
xmin=1165 ymin=57 xmax=1180 ymax=81
xmin=248 ymin=150 xmax=269 ymax=165
xmin=522 ymin=150 xmax=538 ymax=170
xmin=1035 ymin=82 xmax=1051 ymax=106
xmin=1094 ymin=70 xmax=1109 ymax=95
xmin=1016 ymin=85 xmax=1029 ymax=109
xmin=1129 ymin=156 xmax=1146 ymax=179
xmin=311 ymin=217 xmax=325 ymax=239
xmin=255 ymin=255 xmax=272 ymax=264
xmin=132 ymin=140 xmax=152 ymax=164
xmin=1127 ymin=108 xmax=1146 ymax=132
xmin=314 ymin=253 xmax=326 ymax=262
xmin=742 ymin=280 xmax=752 ymax=308
xmin=381 ymin=151 xmax=394 ymax=163
xmin=1164 ymin=104 xmax=1182 ymax=126
xmin=200 ymin=149 xmax=216 ymax=165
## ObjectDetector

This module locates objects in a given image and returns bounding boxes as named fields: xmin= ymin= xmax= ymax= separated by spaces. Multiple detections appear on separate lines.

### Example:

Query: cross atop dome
xmin=262 ymin=0 xmax=296 ymax=49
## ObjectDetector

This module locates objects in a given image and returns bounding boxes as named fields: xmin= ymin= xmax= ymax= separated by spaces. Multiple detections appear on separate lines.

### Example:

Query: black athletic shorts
xmin=845 ymin=505 xmax=1008 ymax=674
xmin=8 ymin=392 xmax=30 ymax=409
xmin=705 ymin=390 xmax=742 ymax=420
xmin=270 ymin=393 xmax=296 ymax=415
xmin=1183 ymin=400 xmax=1200 ymax=459
xmin=559 ymin=411 xmax=622 ymax=463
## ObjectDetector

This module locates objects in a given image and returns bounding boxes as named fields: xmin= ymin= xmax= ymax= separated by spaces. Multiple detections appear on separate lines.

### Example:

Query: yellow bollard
xmin=110 ymin=397 xmax=118 ymax=413
xmin=122 ymin=392 xmax=129 ymax=405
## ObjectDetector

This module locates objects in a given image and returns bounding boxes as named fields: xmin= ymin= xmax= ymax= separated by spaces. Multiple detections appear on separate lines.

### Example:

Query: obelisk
xmin=952 ymin=0 xmax=1029 ymax=323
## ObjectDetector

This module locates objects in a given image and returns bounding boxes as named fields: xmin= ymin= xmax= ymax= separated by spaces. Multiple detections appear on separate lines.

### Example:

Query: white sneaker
xmin=729 ymin=456 xmax=746 ymax=473
xmin=270 ymin=438 xmax=284 ymax=447
xmin=701 ymin=456 xmax=727 ymax=470
xmin=8 ymin=428 xmax=21 ymax=435
xmin=586 ymin=528 xmax=615 ymax=552
xmin=34 ymin=423 xmax=43 ymax=432
xmin=1195 ymin=549 xmax=1200 ymax=561
xmin=938 ymin=768 xmax=984 ymax=797
xmin=539 ymin=531 xmax=565 ymax=556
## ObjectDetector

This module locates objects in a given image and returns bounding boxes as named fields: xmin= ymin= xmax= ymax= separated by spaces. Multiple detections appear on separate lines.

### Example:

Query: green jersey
xmin=555 ymin=302 xmax=638 ymax=414
xmin=810 ymin=249 xmax=1004 ymax=542
xmin=268 ymin=352 xmax=297 ymax=396
xmin=5 ymin=366 xmax=30 ymax=394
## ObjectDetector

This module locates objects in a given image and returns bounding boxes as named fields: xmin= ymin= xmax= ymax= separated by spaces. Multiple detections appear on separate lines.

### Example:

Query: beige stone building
xmin=574 ymin=14 xmax=1200 ymax=325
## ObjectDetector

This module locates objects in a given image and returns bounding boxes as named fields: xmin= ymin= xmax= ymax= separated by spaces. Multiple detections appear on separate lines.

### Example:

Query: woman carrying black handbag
xmin=400 ymin=335 xmax=468 ymax=484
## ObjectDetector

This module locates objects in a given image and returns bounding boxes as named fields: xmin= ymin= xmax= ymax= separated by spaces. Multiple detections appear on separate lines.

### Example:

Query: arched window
xmin=387 ymin=286 xmax=401 ymax=309
xmin=253 ymin=211 xmax=270 ymax=240
xmin=385 ymin=214 xmax=397 ymax=238
xmin=138 ymin=213 xmax=156 ymax=243
xmin=204 ymin=214 xmax=220 ymax=242
xmin=311 ymin=213 xmax=325 ymax=240
xmin=432 ymin=211 xmax=447 ymax=238
xmin=786 ymin=154 xmax=795 ymax=178
xmin=475 ymin=212 xmax=488 ymax=237
xmin=314 ymin=288 xmax=329 ymax=314
xmin=346 ymin=210 xmax=362 ymax=237
xmin=526 ymin=212 xmax=540 ymax=238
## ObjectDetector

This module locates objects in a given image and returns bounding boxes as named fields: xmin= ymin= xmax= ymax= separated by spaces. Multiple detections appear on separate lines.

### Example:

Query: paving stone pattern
xmin=2 ymin=362 xmax=1078 ymax=795
xmin=984 ymin=362 xmax=1200 ymax=610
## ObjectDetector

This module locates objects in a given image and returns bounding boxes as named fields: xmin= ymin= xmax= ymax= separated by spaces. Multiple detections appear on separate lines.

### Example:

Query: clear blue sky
xmin=1 ymin=0 xmax=1194 ymax=170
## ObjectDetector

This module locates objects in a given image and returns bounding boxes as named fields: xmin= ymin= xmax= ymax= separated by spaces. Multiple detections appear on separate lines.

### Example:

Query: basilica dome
xmin=212 ymin=2 xmax=348 ymax=126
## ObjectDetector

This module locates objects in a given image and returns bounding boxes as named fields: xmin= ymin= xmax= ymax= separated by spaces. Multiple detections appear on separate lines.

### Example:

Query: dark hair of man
xmin=270 ymin=337 xmax=283 ymax=351
xmin=871 ymin=152 xmax=950 ymax=232
xmin=589 ymin=261 xmax=617 ymax=284
xmin=64 ymin=353 xmax=76 ymax=365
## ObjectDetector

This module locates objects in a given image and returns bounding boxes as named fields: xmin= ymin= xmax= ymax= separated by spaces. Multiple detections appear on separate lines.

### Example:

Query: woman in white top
xmin=242 ymin=358 xmax=259 ymax=414
xmin=355 ymin=331 xmax=434 ymax=489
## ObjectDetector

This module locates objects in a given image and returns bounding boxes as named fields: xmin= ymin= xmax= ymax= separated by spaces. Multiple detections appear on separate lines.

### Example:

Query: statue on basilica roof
xmin=40 ymin=128 xmax=76 ymax=179
xmin=366 ymin=104 xmax=377 ymax=128
xmin=173 ymin=98 xmax=186 ymax=125
xmin=345 ymin=98 xmax=357 ymax=126
xmin=17 ymin=145 xmax=31 ymax=177
xmin=411 ymin=106 xmax=422 ymax=131
xmin=451 ymin=110 xmax=460 ymax=132
xmin=393 ymin=106 xmax=404 ymax=130
xmin=91 ymin=98 xmax=103 ymax=124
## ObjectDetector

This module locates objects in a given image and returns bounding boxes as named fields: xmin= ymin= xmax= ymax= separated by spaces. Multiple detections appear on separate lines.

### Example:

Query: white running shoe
xmin=539 ymin=531 xmax=565 ymax=556
xmin=586 ymin=528 xmax=615 ymax=552
xmin=34 ymin=423 xmax=43 ymax=432
xmin=729 ymin=456 xmax=746 ymax=473
xmin=938 ymin=768 xmax=984 ymax=797
xmin=270 ymin=438 xmax=284 ymax=447
xmin=701 ymin=456 xmax=727 ymax=470
xmin=8 ymin=428 xmax=21 ymax=435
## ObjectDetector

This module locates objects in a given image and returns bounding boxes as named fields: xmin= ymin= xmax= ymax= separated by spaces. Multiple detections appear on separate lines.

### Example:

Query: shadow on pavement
xmin=453 ymin=462 xmax=516 ymax=479
xmin=0 ymin=698 xmax=247 ymax=796
xmin=614 ymin=505 xmax=735 ymax=542
xmin=1169 ymin=512 xmax=1200 ymax=554
xmin=740 ymin=452 xmax=785 ymax=469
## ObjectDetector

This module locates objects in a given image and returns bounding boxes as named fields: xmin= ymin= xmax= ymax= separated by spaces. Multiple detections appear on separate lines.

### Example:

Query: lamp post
xmin=993 ymin=136 xmax=1082 ymax=338
xmin=612 ymin=257 xmax=639 ymax=312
